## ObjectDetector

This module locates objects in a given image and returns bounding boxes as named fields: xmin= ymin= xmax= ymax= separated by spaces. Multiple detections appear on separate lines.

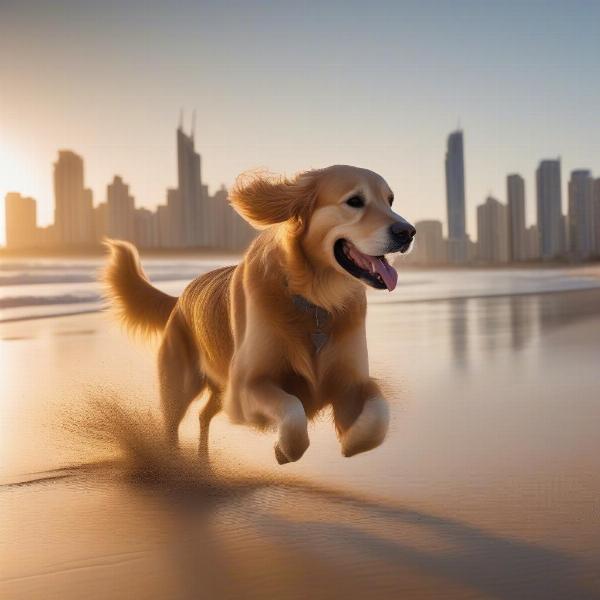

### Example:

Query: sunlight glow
xmin=0 ymin=140 xmax=30 ymax=247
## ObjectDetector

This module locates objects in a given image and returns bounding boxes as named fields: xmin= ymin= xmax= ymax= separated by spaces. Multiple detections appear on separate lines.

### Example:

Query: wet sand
xmin=2 ymin=288 xmax=600 ymax=599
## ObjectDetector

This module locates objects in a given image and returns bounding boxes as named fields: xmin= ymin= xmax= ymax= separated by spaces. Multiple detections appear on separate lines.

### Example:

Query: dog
xmin=103 ymin=165 xmax=415 ymax=464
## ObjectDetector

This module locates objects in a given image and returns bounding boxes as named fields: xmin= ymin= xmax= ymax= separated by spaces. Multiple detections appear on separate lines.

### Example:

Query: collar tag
xmin=291 ymin=294 xmax=330 ymax=352
xmin=311 ymin=331 xmax=328 ymax=352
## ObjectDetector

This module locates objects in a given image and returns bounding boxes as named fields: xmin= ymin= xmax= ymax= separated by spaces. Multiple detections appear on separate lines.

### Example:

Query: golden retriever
xmin=103 ymin=165 xmax=415 ymax=464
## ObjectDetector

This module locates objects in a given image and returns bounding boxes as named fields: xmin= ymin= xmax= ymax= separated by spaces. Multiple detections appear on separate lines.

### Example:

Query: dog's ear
xmin=229 ymin=170 xmax=320 ymax=230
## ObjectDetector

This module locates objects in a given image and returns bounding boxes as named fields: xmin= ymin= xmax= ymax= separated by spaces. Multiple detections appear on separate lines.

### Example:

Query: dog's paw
xmin=275 ymin=408 xmax=309 ymax=464
xmin=340 ymin=397 xmax=389 ymax=457
xmin=274 ymin=443 xmax=291 ymax=464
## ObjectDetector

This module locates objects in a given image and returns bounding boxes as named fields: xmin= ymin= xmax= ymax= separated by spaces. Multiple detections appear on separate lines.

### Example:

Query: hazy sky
xmin=1 ymin=0 xmax=599 ymax=245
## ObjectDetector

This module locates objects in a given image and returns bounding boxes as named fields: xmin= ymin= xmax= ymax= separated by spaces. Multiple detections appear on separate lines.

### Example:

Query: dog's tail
xmin=102 ymin=239 xmax=177 ymax=337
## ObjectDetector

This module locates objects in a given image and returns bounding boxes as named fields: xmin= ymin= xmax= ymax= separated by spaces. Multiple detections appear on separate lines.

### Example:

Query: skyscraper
xmin=176 ymin=125 xmax=203 ymax=247
xmin=54 ymin=150 xmax=93 ymax=245
xmin=107 ymin=175 xmax=135 ymax=241
xmin=536 ymin=159 xmax=563 ymax=259
xmin=568 ymin=170 xmax=595 ymax=259
xmin=507 ymin=174 xmax=526 ymax=261
xmin=476 ymin=196 xmax=508 ymax=263
xmin=445 ymin=130 xmax=468 ymax=262
xmin=5 ymin=192 xmax=37 ymax=249
xmin=172 ymin=120 xmax=255 ymax=251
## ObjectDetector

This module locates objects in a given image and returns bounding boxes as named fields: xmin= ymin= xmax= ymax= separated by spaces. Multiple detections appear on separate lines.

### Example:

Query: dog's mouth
xmin=334 ymin=239 xmax=398 ymax=291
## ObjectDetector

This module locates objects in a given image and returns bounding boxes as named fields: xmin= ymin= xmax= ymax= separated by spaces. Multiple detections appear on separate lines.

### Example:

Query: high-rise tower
xmin=507 ymin=174 xmax=527 ymax=261
xmin=568 ymin=170 xmax=595 ymax=258
xmin=54 ymin=150 xmax=93 ymax=245
xmin=176 ymin=122 xmax=203 ymax=247
xmin=5 ymin=193 xmax=37 ymax=249
xmin=536 ymin=159 xmax=563 ymax=259
xmin=445 ymin=130 xmax=468 ymax=262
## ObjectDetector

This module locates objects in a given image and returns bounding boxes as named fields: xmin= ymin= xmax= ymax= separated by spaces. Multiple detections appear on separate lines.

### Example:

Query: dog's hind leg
xmin=158 ymin=310 xmax=205 ymax=446
xmin=198 ymin=386 xmax=222 ymax=457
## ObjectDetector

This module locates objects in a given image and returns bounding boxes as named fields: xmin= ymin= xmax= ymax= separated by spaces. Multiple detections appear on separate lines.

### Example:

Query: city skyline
xmin=4 ymin=122 xmax=255 ymax=252
xmin=2 ymin=1 xmax=600 ymax=246
xmin=5 ymin=123 xmax=600 ymax=264
xmin=409 ymin=151 xmax=600 ymax=265
xmin=410 ymin=129 xmax=600 ymax=265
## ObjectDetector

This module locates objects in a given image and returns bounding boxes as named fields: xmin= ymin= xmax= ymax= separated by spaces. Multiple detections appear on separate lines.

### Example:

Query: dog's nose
xmin=389 ymin=221 xmax=416 ymax=244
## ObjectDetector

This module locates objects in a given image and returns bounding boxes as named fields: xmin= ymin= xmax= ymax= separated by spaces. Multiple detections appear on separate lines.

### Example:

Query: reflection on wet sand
xmin=449 ymin=298 xmax=469 ymax=369
xmin=444 ymin=288 xmax=600 ymax=368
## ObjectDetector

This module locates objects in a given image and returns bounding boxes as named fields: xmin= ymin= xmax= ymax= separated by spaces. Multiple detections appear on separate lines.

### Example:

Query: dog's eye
xmin=388 ymin=195 xmax=394 ymax=206
xmin=345 ymin=196 xmax=365 ymax=208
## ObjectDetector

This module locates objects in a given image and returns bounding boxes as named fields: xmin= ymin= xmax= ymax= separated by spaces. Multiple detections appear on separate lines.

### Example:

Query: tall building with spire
xmin=54 ymin=150 xmax=93 ymax=245
xmin=176 ymin=120 xmax=203 ymax=247
xmin=445 ymin=130 xmax=468 ymax=262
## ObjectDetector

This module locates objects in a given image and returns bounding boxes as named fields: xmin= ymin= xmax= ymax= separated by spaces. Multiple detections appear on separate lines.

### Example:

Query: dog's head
xmin=230 ymin=165 xmax=415 ymax=292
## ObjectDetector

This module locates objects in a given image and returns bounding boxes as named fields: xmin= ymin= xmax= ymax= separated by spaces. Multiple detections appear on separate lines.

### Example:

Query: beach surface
xmin=2 ymin=265 xmax=600 ymax=599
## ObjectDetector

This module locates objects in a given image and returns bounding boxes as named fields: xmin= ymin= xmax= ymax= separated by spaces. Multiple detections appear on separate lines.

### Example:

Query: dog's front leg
xmin=243 ymin=379 xmax=309 ymax=464
xmin=332 ymin=379 xmax=390 ymax=458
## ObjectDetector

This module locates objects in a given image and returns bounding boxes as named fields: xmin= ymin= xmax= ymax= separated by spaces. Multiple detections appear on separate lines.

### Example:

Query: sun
xmin=0 ymin=140 xmax=31 ymax=247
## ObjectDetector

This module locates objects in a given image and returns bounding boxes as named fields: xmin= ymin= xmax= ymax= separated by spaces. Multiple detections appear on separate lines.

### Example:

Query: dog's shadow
xmin=53 ymin=396 xmax=598 ymax=600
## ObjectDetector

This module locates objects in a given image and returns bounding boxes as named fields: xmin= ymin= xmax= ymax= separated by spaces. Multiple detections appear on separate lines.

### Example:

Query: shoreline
xmin=3 ymin=281 xmax=600 ymax=325
xmin=3 ymin=264 xmax=600 ymax=325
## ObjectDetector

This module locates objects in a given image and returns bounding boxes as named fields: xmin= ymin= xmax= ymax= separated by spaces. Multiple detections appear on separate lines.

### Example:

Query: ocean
xmin=1 ymin=256 xmax=600 ymax=323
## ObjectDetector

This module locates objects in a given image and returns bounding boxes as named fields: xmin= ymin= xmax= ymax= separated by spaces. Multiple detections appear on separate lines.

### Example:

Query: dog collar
xmin=291 ymin=294 xmax=330 ymax=353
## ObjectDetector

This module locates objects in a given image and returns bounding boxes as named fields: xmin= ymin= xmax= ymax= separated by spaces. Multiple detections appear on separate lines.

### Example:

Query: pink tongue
xmin=368 ymin=256 xmax=398 ymax=292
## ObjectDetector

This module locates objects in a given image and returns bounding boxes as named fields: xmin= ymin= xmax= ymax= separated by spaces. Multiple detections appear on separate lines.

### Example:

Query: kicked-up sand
xmin=1 ymin=283 xmax=600 ymax=599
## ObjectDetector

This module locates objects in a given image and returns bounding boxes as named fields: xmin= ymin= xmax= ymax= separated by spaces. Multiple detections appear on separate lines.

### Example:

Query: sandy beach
xmin=2 ymin=269 xmax=600 ymax=599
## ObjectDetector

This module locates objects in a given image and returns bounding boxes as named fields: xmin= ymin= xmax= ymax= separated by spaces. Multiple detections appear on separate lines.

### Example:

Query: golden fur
xmin=103 ymin=165 xmax=413 ymax=463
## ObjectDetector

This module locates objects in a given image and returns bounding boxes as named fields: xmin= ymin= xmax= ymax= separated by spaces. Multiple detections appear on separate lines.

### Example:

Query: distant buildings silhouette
xmin=5 ymin=193 xmax=36 ymax=249
xmin=4 ymin=124 xmax=600 ymax=262
xmin=407 ymin=130 xmax=600 ymax=265
xmin=477 ymin=196 xmax=508 ymax=263
xmin=4 ymin=120 xmax=255 ymax=252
